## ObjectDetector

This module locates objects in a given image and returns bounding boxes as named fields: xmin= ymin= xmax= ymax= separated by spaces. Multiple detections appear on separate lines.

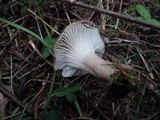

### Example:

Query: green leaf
xmin=44 ymin=36 xmax=54 ymax=48
xmin=66 ymin=92 xmax=76 ymax=103
xmin=42 ymin=48 xmax=51 ymax=58
xmin=41 ymin=36 xmax=54 ymax=58
xmin=54 ymin=87 xmax=67 ymax=97
xmin=147 ymin=18 xmax=160 ymax=25
xmin=45 ymin=110 xmax=64 ymax=120
xmin=42 ymin=106 xmax=64 ymax=120
xmin=68 ymin=83 xmax=80 ymax=93
xmin=136 ymin=5 xmax=151 ymax=19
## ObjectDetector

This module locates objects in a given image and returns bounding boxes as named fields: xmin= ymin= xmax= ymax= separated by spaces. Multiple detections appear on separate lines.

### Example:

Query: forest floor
xmin=0 ymin=0 xmax=160 ymax=120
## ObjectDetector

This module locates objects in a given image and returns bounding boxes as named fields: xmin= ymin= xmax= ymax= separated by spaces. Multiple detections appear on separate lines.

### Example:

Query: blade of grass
xmin=0 ymin=17 xmax=48 ymax=47
xmin=43 ymin=24 xmax=55 ymax=56
xmin=10 ymin=107 xmax=20 ymax=117
xmin=74 ymin=99 xmax=83 ymax=117
xmin=44 ymin=24 xmax=52 ymax=38
xmin=45 ymin=71 xmax=56 ymax=111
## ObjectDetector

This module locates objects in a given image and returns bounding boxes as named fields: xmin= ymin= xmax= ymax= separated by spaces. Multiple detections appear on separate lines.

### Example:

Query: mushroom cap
xmin=54 ymin=21 xmax=105 ymax=77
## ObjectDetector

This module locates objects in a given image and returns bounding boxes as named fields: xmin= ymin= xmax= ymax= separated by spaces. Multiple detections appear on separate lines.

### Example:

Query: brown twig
xmin=0 ymin=84 xmax=33 ymax=115
xmin=63 ymin=0 xmax=160 ymax=30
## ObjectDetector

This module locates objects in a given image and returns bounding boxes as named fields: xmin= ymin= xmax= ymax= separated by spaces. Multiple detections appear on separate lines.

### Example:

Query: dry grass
xmin=0 ymin=0 xmax=160 ymax=120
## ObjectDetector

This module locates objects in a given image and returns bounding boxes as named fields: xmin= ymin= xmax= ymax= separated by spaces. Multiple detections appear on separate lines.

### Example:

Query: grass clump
xmin=109 ymin=69 xmax=138 ymax=98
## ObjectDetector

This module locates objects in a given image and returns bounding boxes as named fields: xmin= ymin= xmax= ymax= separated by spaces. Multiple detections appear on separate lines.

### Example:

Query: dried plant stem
xmin=115 ymin=0 xmax=123 ymax=29
xmin=64 ymin=0 xmax=160 ymax=30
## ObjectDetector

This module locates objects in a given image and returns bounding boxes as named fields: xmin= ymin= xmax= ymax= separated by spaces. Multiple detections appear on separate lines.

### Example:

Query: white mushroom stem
xmin=81 ymin=52 xmax=116 ymax=80
xmin=81 ymin=52 xmax=128 ymax=80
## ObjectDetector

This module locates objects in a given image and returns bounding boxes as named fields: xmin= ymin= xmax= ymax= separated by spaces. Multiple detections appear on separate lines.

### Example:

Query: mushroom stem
xmin=81 ymin=52 xmax=119 ymax=81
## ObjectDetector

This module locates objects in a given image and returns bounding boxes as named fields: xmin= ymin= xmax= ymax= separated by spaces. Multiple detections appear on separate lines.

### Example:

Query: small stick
xmin=0 ymin=84 xmax=33 ymax=115
xmin=63 ymin=0 xmax=160 ymax=30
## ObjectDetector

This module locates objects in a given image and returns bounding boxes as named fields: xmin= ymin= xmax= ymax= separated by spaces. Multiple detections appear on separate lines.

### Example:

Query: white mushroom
xmin=54 ymin=21 xmax=119 ymax=80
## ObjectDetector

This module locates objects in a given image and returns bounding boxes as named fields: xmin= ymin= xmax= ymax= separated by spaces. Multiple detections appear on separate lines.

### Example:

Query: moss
xmin=108 ymin=69 xmax=138 ymax=98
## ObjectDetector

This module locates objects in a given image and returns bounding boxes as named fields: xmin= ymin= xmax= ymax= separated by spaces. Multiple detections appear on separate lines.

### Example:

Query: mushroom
xmin=54 ymin=21 xmax=128 ymax=81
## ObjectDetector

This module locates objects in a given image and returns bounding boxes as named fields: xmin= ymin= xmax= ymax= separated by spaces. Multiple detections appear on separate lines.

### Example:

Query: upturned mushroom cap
xmin=54 ymin=21 xmax=105 ymax=77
